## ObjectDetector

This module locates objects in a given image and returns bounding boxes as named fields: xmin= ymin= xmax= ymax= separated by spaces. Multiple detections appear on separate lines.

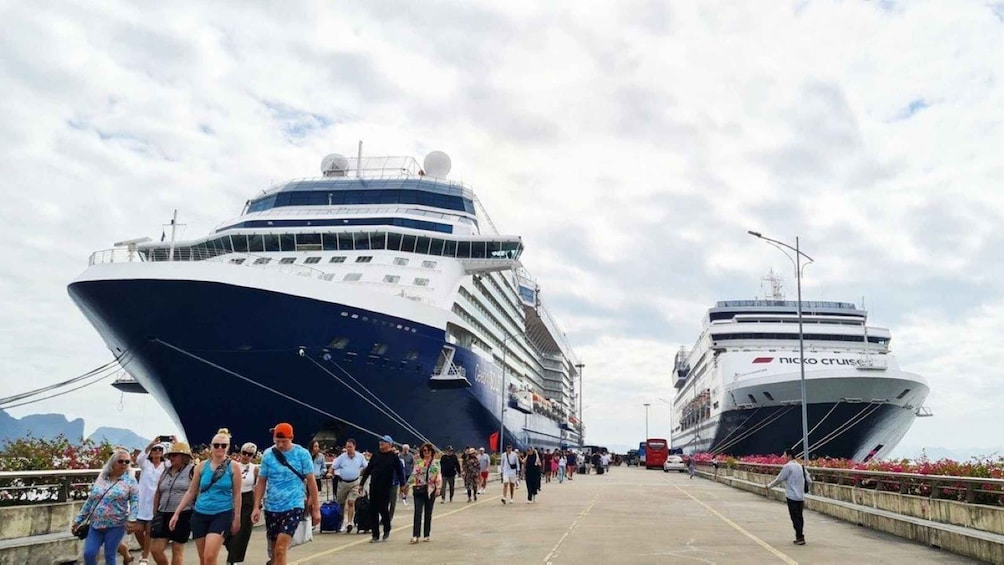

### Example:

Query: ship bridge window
xmin=264 ymin=234 xmax=280 ymax=252
xmin=356 ymin=256 xmax=373 ymax=263
xmin=304 ymin=257 xmax=321 ymax=264
xmin=329 ymin=256 xmax=347 ymax=263
xmin=253 ymin=258 xmax=271 ymax=265
xmin=394 ymin=257 xmax=409 ymax=266
xmin=712 ymin=332 xmax=887 ymax=344
xmin=279 ymin=257 xmax=296 ymax=264
xmin=383 ymin=275 xmax=400 ymax=283
xmin=344 ymin=273 xmax=362 ymax=281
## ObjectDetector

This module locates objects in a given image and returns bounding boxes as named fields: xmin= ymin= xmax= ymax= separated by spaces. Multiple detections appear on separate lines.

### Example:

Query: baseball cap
xmin=270 ymin=423 xmax=294 ymax=439
xmin=379 ymin=435 xmax=394 ymax=444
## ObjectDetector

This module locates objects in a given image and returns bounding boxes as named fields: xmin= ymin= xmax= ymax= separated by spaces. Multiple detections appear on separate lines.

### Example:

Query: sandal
xmin=409 ymin=537 xmax=419 ymax=544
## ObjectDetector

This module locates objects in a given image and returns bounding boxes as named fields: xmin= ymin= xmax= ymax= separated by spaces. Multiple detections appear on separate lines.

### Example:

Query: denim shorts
xmin=190 ymin=509 xmax=232 ymax=539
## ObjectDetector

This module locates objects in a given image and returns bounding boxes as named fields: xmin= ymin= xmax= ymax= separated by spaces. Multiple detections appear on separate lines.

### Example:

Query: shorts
xmin=190 ymin=510 xmax=233 ymax=539
xmin=151 ymin=510 xmax=191 ymax=544
xmin=265 ymin=507 xmax=305 ymax=540
xmin=480 ymin=471 xmax=489 ymax=480
xmin=336 ymin=479 xmax=361 ymax=506
xmin=502 ymin=474 xmax=518 ymax=484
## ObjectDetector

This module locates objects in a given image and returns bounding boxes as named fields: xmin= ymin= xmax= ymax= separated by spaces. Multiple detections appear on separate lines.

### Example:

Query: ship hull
xmin=68 ymin=265 xmax=576 ymax=451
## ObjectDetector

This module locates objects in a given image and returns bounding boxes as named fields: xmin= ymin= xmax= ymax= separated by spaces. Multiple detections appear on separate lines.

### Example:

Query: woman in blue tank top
xmin=169 ymin=429 xmax=242 ymax=565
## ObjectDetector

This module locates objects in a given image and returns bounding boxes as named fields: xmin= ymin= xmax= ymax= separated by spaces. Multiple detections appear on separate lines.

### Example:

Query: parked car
xmin=663 ymin=455 xmax=685 ymax=472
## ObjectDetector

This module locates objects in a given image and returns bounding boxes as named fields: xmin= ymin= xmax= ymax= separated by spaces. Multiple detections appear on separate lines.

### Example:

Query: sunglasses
xmin=241 ymin=451 xmax=255 ymax=457
xmin=212 ymin=443 xmax=229 ymax=449
xmin=117 ymin=459 xmax=131 ymax=465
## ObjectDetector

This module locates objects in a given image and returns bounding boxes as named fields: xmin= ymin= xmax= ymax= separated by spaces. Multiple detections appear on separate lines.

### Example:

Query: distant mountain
xmin=88 ymin=427 xmax=149 ymax=451
xmin=0 ymin=409 xmax=85 ymax=443
xmin=0 ymin=409 xmax=146 ymax=451
xmin=886 ymin=444 xmax=1004 ymax=462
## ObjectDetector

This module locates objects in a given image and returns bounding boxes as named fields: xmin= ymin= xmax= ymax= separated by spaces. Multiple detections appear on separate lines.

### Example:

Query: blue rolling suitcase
xmin=320 ymin=501 xmax=343 ymax=533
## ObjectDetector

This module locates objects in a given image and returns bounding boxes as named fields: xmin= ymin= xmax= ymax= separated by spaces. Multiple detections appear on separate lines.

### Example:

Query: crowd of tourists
xmin=72 ymin=426 xmax=600 ymax=565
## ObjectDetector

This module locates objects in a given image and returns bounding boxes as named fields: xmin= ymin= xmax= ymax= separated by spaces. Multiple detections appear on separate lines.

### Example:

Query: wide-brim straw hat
xmin=165 ymin=441 xmax=193 ymax=457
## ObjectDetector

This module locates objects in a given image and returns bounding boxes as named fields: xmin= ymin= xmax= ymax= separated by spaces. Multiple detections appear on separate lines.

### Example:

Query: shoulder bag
xmin=200 ymin=461 xmax=229 ymax=494
xmin=272 ymin=448 xmax=307 ymax=481
xmin=801 ymin=464 xmax=811 ymax=494
xmin=75 ymin=478 xmax=121 ymax=539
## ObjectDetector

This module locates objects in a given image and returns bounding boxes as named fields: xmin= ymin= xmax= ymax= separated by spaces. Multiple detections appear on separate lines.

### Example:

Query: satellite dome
xmin=321 ymin=153 xmax=350 ymax=177
xmin=423 ymin=151 xmax=452 ymax=178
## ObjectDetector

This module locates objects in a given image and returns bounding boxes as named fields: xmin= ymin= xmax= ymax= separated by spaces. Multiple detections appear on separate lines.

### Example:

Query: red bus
xmin=644 ymin=438 xmax=669 ymax=470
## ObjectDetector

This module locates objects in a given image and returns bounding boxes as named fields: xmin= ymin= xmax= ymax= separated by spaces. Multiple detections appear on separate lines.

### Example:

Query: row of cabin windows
xmin=231 ymin=256 xmax=437 ymax=268
xmin=711 ymin=332 xmax=888 ymax=345
xmin=143 ymin=231 xmax=522 ymax=261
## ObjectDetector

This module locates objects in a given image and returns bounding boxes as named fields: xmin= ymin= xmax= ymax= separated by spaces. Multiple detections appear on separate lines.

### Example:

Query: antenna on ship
xmin=164 ymin=210 xmax=184 ymax=262
xmin=759 ymin=268 xmax=785 ymax=301
xmin=357 ymin=140 xmax=363 ymax=178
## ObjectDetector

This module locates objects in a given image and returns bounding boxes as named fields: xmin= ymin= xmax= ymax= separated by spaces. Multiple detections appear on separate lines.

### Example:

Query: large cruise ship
xmin=68 ymin=151 xmax=582 ymax=451
xmin=672 ymin=273 xmax=931 ymax=461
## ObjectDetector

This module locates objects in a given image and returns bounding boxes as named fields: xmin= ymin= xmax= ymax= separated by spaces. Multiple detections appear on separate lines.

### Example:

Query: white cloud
xmin=2 ymin=0 xmax=1003 ymax=455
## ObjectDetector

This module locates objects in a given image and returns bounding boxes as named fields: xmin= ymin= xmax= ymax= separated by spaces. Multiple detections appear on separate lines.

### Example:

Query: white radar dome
xmin=423 ymin=151 xmax=452 ymax=178
xmin=321 ymin=153 xmax=350 ymax=177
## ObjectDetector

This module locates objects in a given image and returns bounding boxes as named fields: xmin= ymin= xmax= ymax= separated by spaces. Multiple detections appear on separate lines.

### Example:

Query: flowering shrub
xmin=690 ymin=450 xmax=1004 ymax=505
xmin=0 ymin=435 xmax=116 ymax=507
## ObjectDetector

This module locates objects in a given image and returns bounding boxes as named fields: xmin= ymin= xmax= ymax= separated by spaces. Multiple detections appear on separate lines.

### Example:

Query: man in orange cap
xmin=252 ymin=423 xmax=320 ymax=565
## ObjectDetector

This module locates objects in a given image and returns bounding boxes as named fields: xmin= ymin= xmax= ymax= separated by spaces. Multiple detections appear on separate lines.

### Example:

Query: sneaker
xmin=339 ymin=526 xmax=347 ymax=533
xmin=346 ymin=524 xmax=353 ymax=534
xmin=382 ymin=532 xmax=390 ymax=541
xmin=501 ymin=498 xmax=507 ymax=504
xmin=369 ymin=537 xmax=381 ymax=543
xmin=402 ymin=497 xmax=408 ymax=505
xmin=793 ymin=539 xmax=805 ymax=545
xmin=422 ymin=537 xmax=430 ymax=542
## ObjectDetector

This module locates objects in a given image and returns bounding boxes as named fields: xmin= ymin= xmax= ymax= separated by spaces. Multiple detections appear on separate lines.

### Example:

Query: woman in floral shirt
xmin=406 ymin=442 xmax=442 ymax=544
xmin=72 ymin=448 xmax=141 ymax=565
xmin=462 ymin=449 xmax=481 ymax=503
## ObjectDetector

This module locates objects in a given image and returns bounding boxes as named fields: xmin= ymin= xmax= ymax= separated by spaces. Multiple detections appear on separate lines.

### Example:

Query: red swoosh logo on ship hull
xmin=752 ymin=357 xmax=774 ymax=364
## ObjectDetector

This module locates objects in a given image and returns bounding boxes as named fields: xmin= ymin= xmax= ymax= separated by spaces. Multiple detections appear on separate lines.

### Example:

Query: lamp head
xmin=747 ymin=230 xmax=763 ymax=238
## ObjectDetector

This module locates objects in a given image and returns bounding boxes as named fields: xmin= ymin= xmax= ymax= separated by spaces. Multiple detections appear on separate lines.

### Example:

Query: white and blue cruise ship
xmin=69 ymin=152 xmax=582 ymax=451
xmin=672 ymin=273 xmax=931 ymax=461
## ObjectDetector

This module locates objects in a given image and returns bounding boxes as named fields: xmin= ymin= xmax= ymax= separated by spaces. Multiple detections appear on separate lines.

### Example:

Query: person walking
xmin=765 ymin=449 xmax=813 ymax=546
xmin=224 ymin=442 xmax=258 ymax=565
xmin=500 ymin=445 xmax=520 ymax=505
xmin=357 ymin=435 xmax=406 ymax=543
xmin=438 ymin=446 xmax=459 ymax=504
xmin=462 ymin=449 xmax=480 ymax=502
xmin=310 ymin=440 xmax=326 ymax=495
xmin=388 ymin=447 xmax=405 ymax=520
xmin=72 ymin=448 xmax=141 ymax=565
xmin=556 ymin=452 xmax=566 ymax=484
xmin=170 ymin=430 xmax=242 ymax=565
xmin=132 ymin=437 xmax=169 ymax=565
xmin=150 ymin=442 xmax=195 ymax=565
xmin=688 ymin=456 xmax=696 ymax=479
xmin=407 ymin=443 xmax=441 ymax=543
xmin=476 ymin=447 xmax=490 ymax=494
xmin=331 ymin=438 xmax=367 ymax=533
xmin=565 ymin=450 xmax=577 ymax=481
xmin=399 ymin=444 xmax=415 ymax=506
xmin=251 ymin=423 xmax=320 ymax=565
xmin=522 ymin=446 xmax=542 ymax=503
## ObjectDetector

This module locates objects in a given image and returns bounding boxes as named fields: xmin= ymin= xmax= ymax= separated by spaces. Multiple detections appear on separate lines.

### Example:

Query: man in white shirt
xmin=500 ymin=445 xmax=520 ymax=505
xmin=331 ymin=438 xmax=367 ymax=533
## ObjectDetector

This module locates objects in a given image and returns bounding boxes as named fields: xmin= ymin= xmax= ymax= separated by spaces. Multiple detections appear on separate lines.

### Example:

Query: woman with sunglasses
xmin=406 ymin=442 xmax=441 ymax=544
xmin=224 ymin=442 xmax=258 ymax=565
xmin=72 ymin=448 xmax=141 ymax=565
xmin=169 ymin=429 xmax=242 ymax=565
xmin=132 ymin=436 xmax=171 ymax=565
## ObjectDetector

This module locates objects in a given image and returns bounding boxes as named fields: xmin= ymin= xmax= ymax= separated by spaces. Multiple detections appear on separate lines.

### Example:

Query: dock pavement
xmin=169 ymin=466 xmax=982 ymax=564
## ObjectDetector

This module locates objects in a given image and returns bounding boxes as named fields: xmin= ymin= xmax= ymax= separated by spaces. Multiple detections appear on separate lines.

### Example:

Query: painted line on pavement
xmin=542 ymin=491 xmax=600 ymax=564
xmin=667 ymin=478 xmax=798 ymax=565
xmin=290 ymin=495 xmax=501 ymax=564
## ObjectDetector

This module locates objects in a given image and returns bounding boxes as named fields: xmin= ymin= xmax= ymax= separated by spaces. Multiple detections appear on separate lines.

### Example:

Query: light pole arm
xmin=748 ymin=231 xmax=815 ymax=265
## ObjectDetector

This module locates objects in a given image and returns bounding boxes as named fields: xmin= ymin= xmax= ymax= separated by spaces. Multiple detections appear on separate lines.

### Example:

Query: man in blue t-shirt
xmin=251 ymin=423 xmax=320 ymax=565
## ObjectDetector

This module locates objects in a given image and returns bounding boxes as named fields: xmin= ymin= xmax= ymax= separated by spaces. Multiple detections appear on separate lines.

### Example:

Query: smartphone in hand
xmin=158 ymin=435 xmax=173 ymax=443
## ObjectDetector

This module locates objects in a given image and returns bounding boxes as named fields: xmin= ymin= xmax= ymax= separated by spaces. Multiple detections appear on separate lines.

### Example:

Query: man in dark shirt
xmin=439 ymin=446 xmax=460 ymax=503
xmin=358 ymin=435 xmax=406 ymax=542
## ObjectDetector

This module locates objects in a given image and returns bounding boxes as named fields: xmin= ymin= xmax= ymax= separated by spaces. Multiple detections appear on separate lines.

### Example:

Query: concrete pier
xmin=158 ymin=467 xmax=982 ymax=564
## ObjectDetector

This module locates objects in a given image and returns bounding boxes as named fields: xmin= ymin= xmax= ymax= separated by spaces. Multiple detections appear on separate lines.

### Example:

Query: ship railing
xmin=708 ymin=461 xmax=1004 ymax=507
xmin=0 ymin=469 xmax=138 ymax=507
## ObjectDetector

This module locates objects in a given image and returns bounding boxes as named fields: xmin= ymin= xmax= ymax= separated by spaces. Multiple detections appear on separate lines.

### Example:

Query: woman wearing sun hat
xmin=150 ymin=441 xmax=195 ymax=565
xmin=224 ymin=442 xmax=258 ymax=565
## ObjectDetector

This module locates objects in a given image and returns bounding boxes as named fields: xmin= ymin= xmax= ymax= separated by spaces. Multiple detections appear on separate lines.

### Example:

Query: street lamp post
xmin=643 ymin=403 xmax=651 ymax=440
xmin=575 ymin=363 xmax=584 ymax=446
xmin=748 ymin=230 xmax=814 ymax=461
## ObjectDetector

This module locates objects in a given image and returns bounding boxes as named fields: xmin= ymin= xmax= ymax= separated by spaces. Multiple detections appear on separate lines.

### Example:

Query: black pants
xmin=369 ymin=488 xmax=393 ymax=540
xmin=440 ymin=476 xmax=456 ymax=501
xmin=412 ymin=489 xmax=435 ymax=538
xmin=224 ymin=491 xmax=255 ymax=563
xmin=786 ymin=498 xmax=805 ymax=540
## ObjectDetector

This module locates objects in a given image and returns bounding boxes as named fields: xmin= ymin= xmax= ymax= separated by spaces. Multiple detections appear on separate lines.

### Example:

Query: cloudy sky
xmin=2 ymin=1 xmax=1003 ymax=457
